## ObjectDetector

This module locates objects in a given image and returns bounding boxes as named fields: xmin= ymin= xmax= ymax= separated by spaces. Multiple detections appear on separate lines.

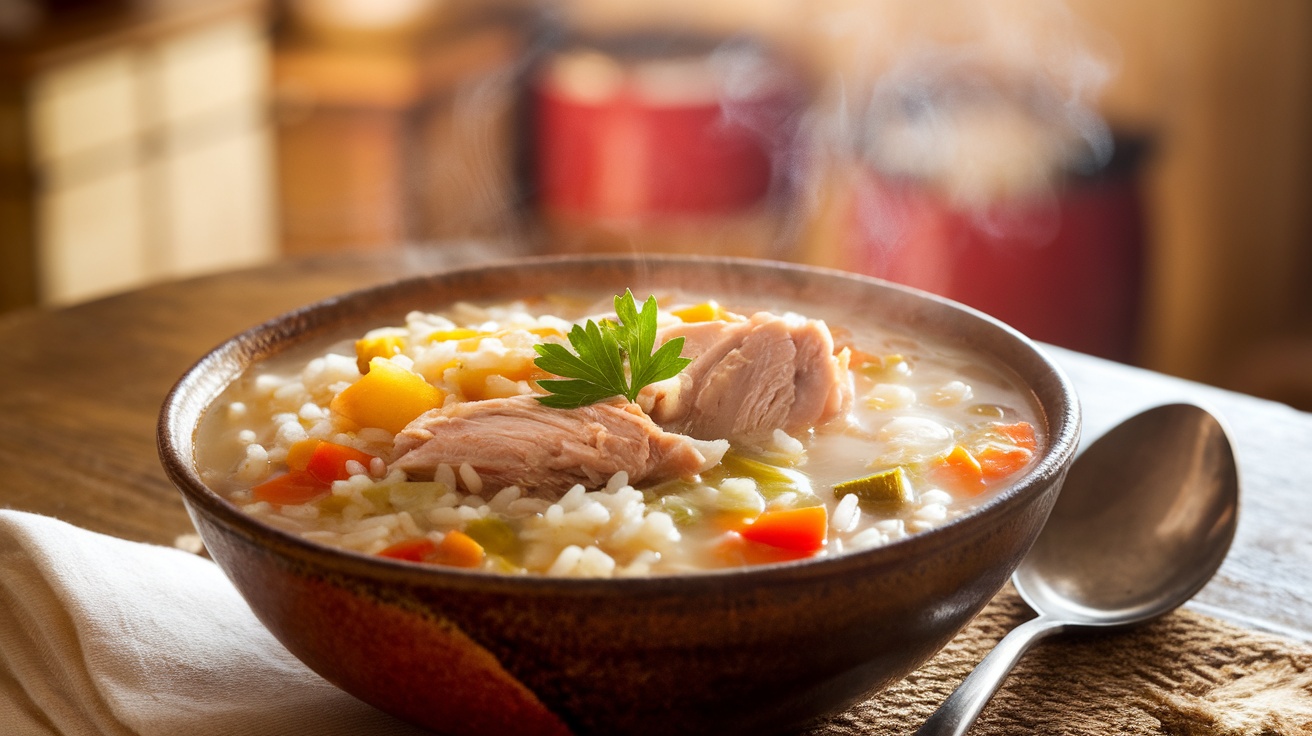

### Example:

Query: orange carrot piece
xmin=931 ymin=446 xmax=986 ymax=495
xmin=739 ymin=506 xmax=828 ymax=552
xmin=975 ymin=445 xmax=1034 ymax=481
xmin=378 ymin=538 xmax=438 ymax=562
xmin=993 ymin=422 xmax=1038 ymax=451
xmin=305 ymin=441 xmax=377 ymax=484
xmin=251 ymin=470 xmax=329 ymax=506
xmin=713 ymin=531 xmax=814 ymax=568
xmin=432 ymin=530 xmax=485 ymax=568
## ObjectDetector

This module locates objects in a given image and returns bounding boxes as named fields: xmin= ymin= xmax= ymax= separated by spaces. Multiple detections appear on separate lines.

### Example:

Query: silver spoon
xmin=916 ymin=402 xmax=1240 ymax=736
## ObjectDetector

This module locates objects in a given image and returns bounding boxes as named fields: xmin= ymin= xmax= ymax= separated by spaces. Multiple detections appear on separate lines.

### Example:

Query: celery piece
xmin=833 ymin=466 xmax=914 ymax=514
xmin=708 ymin=451 xmax=811 ymax=500
xmin=654 ymin=494 xmax=701 ymax=528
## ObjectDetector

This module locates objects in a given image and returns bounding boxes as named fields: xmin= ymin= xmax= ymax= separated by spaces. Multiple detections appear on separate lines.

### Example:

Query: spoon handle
xmin=914 ymin=615 xmax=1066 ymax=736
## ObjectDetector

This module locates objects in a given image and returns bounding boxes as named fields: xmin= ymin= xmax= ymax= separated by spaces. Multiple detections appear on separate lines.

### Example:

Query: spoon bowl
xmin=917 ymin=402 xmax=1240 ymax=735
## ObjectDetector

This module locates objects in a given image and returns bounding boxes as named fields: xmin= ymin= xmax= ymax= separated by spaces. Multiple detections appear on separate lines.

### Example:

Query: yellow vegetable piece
xmin=463 ymin=517 xmax=521 ymax=559
xmin=453 ymin=359 xmax=551 ymax=401
xmin=285 ymin=438 xmax=322 ymax=471
xmin=354 ymin=335 xmax=407 ymax=375
xmin=452 ymin=327 xmax=561 ymax=352
xmin=329 ymin=357 xmax=444 ymax=434
xmin=426 ymin=328 xmax=484 ymax=343
xmin=672 ymin=301 xmax=728 ymax=323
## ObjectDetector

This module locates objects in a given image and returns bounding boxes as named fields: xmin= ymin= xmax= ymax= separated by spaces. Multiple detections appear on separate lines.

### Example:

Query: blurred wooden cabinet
xmin=0 ymin=0 xmax=276 ymax=310
xmin=272 ymin=16 xmax=527 ymax=255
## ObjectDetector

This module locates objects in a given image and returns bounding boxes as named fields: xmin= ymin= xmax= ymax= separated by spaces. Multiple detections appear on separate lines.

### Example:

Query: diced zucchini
xmin=833 ymin=466 xmax=914 ymax=514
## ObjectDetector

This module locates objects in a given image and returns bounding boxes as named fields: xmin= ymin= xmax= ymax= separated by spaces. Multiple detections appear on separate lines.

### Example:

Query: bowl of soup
xmin=158 ymin=254 xmax=1080 ymax=736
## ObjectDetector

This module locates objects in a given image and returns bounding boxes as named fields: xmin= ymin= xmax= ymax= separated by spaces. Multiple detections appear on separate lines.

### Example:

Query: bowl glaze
xmin=158 ymin=255 xmax=1080 ymax=736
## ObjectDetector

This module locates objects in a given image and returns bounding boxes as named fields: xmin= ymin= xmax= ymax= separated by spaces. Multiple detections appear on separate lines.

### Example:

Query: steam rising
xmin=804 ymin=0 xmax=1122 ymax=267
xmin=820 ymin=0 xmax=1117 ymax=201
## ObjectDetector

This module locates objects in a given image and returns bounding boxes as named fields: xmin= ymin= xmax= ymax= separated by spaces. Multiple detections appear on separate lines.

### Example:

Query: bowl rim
xmin=158 ymin=253 xmax=1081 ymax=595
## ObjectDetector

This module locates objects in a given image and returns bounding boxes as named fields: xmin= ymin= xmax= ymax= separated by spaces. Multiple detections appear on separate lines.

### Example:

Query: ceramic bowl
xmin=158 ymin=255 xmax=1080 ymax=736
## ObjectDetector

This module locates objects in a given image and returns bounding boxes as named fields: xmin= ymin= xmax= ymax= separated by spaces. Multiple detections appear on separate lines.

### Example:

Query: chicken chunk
xmin=392 ymin=395 xmax=725 ymax=499
xmin=640 ymin=312 xmax=852 ymax=443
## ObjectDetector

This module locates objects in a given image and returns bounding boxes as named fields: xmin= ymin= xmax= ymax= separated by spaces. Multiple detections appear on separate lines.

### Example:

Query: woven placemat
xmin=807 ymin=584 xmax=1312 ymax=736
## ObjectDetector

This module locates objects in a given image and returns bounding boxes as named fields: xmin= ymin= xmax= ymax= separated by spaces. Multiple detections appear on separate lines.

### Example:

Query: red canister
xmin=531 ymin=35 xmax=807 ymax=256
xmin=844 ymin=65 xmax=1147 ymax=362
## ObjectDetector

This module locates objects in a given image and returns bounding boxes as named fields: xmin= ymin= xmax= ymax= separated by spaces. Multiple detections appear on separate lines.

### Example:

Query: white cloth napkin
xmin=0 ymin=510 xmax=431 ymax=736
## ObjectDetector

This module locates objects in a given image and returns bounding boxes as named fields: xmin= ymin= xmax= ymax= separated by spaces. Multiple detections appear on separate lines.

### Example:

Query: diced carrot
xmin=285 ymin=439 xmax=322 ymax=472
xmin=931 ymin=446 xmax=986 ymax=495
xmin=713 ymin=532 xmax=814 ymax=567
xmin=975 ymin=444 xmax=1034 ymax=481
xmin=329 ymin=357 xmax=445 ymax=434
xmin=739 ymin=506 xmax=828 ymax=552
xmin=992 ymin=422 xmax=1038 ymax=451
xmin=432 ymin=530 xmax=485 ymax=568
xmin=378 ymin=537 xmax=438 ymax=562
xmin=305 ymin=441 xmax=377 ymax=484
xmin=251 ymin=470 xmax=329 ymax=506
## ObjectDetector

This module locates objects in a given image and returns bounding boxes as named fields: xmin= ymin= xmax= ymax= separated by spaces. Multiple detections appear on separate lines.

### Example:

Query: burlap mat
xmin=807 ymin=584 xmax=1312 ymax=736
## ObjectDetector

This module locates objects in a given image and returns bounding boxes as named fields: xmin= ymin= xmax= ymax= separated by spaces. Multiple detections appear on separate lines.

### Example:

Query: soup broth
xmin=198 ymin=293 xmax=1043 ymax=576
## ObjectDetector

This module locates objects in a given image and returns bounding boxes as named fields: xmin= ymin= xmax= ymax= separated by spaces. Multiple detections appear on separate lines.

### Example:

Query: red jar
xmin=531 ymin=35 xmax=808 ymax=256
xmin=843 ymin=65 xmax=1148 ymax=362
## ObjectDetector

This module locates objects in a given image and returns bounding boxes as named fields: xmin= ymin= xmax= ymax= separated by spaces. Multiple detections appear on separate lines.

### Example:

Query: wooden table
xmin=1 ymin=246 xmax=1309 ymax=644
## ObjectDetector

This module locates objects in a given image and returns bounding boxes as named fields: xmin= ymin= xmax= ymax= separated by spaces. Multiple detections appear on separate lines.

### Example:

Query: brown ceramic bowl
xmin=158 ymin=255 xmax=1080 ymax=736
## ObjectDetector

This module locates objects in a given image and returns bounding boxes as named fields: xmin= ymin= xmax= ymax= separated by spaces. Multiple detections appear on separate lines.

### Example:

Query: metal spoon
xmin=916 ymin=402 xmax=1240 ymax=736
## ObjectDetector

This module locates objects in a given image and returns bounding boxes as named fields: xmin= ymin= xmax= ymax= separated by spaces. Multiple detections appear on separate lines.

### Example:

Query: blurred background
xmin=1 ymin=0 xmax=1309 ymax=409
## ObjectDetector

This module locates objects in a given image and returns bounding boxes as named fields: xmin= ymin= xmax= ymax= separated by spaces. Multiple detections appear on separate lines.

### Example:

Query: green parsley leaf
xmin=533 ymin=290 xmax=692 ymax=409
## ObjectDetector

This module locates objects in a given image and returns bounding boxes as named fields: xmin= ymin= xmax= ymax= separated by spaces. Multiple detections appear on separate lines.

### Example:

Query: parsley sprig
xmin=533 ymin=290 xmax=691 ymax=409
